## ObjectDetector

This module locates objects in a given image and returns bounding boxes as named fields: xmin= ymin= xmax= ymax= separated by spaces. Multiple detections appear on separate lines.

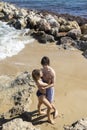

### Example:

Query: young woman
xmin=32 ymin=69 xmax=54 ymax=124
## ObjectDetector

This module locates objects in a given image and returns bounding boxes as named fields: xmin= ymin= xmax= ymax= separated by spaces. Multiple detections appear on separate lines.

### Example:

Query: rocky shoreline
xmin=0 ymin=2 xmax=87 ymax=58
xmin=0 ymin=2 xmax=87 ymax=130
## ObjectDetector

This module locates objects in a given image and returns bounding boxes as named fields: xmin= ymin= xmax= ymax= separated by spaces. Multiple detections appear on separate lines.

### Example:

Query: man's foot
xmin=48 ymin=119 xmax=55 ymax=125
xmin=53 ymin=110 xmax=58 ymax=119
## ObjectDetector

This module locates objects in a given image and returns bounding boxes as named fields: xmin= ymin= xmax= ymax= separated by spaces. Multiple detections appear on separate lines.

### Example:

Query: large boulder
xmin=76 ymin=40 xmax=87 ymax=51
xmin=57 ymin=36 xmax=76 ymax=50
xmin=67 ymin=29 xmax=81 ymax=40
xmin=59 ymin=20 xmax=80 ymax=32
xmin=36 ymin=19 xmax=51 ymax=32
xmin=81 ymin=24 xmax=87 ymax=34
xmin=82 ymin=50 xmax=87 ymax=58
xmin=64 ymin=118 xmax=87 ymax=130
xmin=0 ymin=72 xmax=35 ymax=119
xmin=31 ymin=31 xmax=55 ymax=43
xmin=80 ymin=34 xmax=87 ymax=41
xmin=2 ymin=118 xmax=40 ymax=130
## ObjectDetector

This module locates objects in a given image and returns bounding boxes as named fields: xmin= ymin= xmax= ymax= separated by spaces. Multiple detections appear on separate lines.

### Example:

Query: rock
xmin=45 ymin=14 xmax=60 ymax=35
xmin=76 ymin=40 xmax=87 ymax=51
xmin=59 ymin=21 xmax=80 ymax=32
xmin=11 ymin=71 xmax=34 ymax=87
xmin=64 ymin=118 xmax=87 ymax=130
xmin=36 ymin=19 xmax=51 ymax=32
xmin=20 ymin=8 xmax=28 ymax=17
xmin=81 ymin=24 xmax=87 ymax=34
xmin=0 ymin=71 xmax=35 ymax=119
xmin=8 ymin=106 xmax=24 ymax=118
xmin=0 ymin=12 xmax=5 ymax=20
xmin=45 ymin=14 xmax=59 ymax=27
xmin=58 ymin=17 xmax=67 ymax=25
xmin=0 ymin=2 xmax=4 ymax=12
xmin=80 ymin=34 xmax=87 ymax=41
xmin=67 ymin=29 xmax=81 ymax=40
xmin=56 ymin=13 xmax=87 ymax=26
xmin=82 ymin=50 xmax=87 ymax=58
xmin=58 ymin=36 xmax=76 ymax=50
xmin=12 ymin=19 xmax=22 ymax=29
xmin=31 ymin=31 xmax=55 ymax=43
xmin=2 ymin=118 xmax=40 ymax=130
xmin=26 ymin=12 xmax=41 ymax=29
xmin=0 ymin=71 xmax=38 ymax=130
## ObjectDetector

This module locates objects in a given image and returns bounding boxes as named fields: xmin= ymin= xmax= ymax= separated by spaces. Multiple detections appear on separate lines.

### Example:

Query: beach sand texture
xmin=0 ymin=40 xmax=87 ymax=130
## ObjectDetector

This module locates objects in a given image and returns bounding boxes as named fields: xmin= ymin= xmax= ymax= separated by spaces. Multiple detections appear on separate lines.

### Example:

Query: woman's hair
xmin=32 ymin=69 xmax=40 ymax=82
xmin=41 ymin=56 xmax=50 ymax=66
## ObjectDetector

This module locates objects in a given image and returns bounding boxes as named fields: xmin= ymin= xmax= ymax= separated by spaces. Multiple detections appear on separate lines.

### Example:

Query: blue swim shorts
xmin=46 ymin=87 xmax=54 ymax=103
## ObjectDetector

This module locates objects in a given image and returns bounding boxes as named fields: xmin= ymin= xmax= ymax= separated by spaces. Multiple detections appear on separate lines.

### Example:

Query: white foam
xmin=0 ymin=21 xmax=35 ymax=60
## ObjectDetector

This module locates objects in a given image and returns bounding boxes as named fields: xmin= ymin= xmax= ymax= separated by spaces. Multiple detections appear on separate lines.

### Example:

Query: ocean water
xmin=2 ymin=0 xmax=87 ymax=18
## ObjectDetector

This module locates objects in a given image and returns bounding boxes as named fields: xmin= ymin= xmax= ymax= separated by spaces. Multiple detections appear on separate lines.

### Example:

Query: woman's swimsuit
xmin=36 ymin=90 xmax=45 ymax=97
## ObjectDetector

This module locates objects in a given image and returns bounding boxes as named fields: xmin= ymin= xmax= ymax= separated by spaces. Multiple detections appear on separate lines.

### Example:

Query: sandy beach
xmin=0 ymin=40 xmax=87 ymax=130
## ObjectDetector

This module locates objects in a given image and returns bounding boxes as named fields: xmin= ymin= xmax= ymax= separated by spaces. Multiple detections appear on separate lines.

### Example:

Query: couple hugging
xmin=32 ymin=56 xmax=58 ymax=124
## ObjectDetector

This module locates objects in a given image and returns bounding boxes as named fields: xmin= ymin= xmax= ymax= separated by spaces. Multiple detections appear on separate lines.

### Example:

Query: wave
xmin=0 ymin=21 xmax=35 ymax=60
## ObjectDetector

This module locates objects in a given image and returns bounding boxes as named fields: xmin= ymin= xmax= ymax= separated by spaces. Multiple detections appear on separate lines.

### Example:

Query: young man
xmin=41 ymin=56 xmax=58 ymax=119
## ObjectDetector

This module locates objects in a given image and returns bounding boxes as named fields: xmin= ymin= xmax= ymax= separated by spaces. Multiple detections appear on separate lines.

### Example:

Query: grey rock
xmin=82 ymin=49 xmax=87 ymax=58
xmin=64 ymin=118 xmax=87 ymax=130
xmin=67 ymin=29 xmax=81 ymax=40
xmin=2 ymin=118 xmax=40 ymax=130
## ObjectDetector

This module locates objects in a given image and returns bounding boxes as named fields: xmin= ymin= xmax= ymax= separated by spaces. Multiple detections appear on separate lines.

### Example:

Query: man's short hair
xmin=41 ymin=56 xmax=50 ymax=65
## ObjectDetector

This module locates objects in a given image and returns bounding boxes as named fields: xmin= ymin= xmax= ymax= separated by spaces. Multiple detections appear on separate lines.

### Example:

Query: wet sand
xmin=0 ymin=40 xmax=87 ymax=130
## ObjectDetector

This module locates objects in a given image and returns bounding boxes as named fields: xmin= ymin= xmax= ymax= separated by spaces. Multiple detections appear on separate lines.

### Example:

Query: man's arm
xmin=38 ymin=80 xmax=53 ymax=89
xmin=50 ymin=68 xmax=56 ymax=85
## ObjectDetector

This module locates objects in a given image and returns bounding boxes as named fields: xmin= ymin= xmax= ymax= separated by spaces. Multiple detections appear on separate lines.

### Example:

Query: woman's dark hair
xmin=41 ymin=56 xmax=50 ymax=65
xmin=32 ymin=69 xmax=40 ymax=82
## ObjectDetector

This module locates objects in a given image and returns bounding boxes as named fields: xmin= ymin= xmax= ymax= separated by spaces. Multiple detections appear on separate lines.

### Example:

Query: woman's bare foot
xmin=39 ymin=111 xmax=46 ymax=115
xmin=53 ymin=110 xmax=58 ymax=119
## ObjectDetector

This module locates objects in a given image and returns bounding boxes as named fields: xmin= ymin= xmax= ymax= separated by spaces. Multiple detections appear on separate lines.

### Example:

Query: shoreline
xmin=0 ymin=1 xmax=87 ymax=60
xmin=0 ymin=2 xmax=87 ymax=129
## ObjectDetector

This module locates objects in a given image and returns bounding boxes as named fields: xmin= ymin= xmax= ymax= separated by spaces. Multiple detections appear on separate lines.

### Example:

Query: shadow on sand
xmin=0 ymin=108 xmax=50 ymax=129
xmin=21 ymin=109 xmax=48 ymax=125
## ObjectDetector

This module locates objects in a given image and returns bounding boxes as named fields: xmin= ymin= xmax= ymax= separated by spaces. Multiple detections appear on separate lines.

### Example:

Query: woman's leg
xmin=38 ymin=97 xmax=46 ymax=115
xmin=37 ymin=98 xmax=43 ymax=114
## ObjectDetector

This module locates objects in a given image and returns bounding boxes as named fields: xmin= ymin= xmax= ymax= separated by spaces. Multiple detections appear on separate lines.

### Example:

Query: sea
xmin=0 ymin=0 xmax=87 ymax=60
xmin=2 ymin=0 xmax=87 ymax=18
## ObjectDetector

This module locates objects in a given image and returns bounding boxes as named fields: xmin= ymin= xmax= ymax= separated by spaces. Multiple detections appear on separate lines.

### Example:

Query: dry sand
xmin=0 ymin=40 xmax=87 ymax=130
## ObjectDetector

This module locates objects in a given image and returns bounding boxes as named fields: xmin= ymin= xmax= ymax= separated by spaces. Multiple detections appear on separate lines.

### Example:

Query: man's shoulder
xmin=49 ymin=67 xmax=55 ymax=75
xmin=49 ymin=66 xmax=55 ymax=72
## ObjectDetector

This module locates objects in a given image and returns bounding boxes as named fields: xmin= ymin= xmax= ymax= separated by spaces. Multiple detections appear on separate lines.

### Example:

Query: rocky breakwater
xmin=0 ymin=2 xmax=87 ymax=58
xmin=0 ymin=71 xmax=39 ymax=130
